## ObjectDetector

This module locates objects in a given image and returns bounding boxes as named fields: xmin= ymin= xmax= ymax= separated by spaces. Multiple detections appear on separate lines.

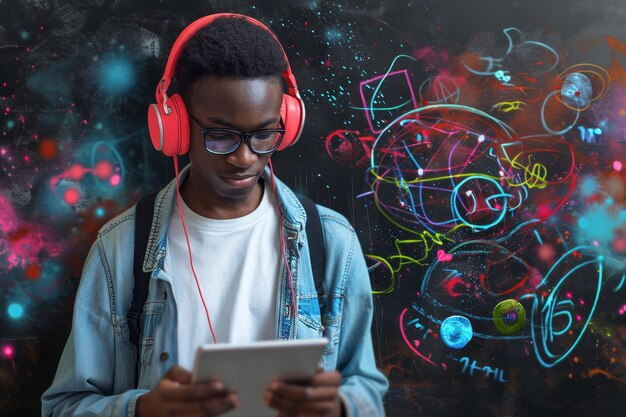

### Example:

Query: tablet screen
xmin=192 ymin=338 xmax=329 ymax=417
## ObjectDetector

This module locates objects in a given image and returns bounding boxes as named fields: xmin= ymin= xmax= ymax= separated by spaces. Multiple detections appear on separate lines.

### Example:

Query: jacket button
xmin=160 ymin=352 xmax=169 ymax=361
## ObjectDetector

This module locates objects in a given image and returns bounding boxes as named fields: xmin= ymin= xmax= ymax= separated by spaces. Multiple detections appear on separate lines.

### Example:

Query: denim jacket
xmin=42 ymin=165 xmax=388 ymax=417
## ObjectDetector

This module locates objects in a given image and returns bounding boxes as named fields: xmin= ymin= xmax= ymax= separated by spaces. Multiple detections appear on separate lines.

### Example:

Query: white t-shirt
xmin=165 ymin=185 xmax=281 ymax=370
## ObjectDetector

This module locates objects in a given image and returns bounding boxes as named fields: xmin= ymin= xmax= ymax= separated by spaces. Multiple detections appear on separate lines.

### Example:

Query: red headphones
xmin=147 ymin=13 xmax=306 ymax=156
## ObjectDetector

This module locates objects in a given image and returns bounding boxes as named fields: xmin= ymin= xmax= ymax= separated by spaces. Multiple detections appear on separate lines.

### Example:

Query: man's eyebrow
xmin=205 ymin=117 xmax=280 ymax=129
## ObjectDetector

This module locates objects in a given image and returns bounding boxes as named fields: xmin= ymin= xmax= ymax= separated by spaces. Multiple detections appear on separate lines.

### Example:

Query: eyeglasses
xmin=190 ymin=116 xmax=285 ymax=155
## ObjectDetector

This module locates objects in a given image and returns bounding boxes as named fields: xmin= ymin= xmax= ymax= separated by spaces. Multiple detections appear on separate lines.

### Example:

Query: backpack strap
xmin=128 ymin=191 xmax=157 ymax=387
xmin=298 ymin=195 xmax=326 ymax=320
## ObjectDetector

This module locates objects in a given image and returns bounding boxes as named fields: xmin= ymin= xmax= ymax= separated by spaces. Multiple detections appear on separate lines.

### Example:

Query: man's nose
xmin=226 ymin=140 xmax=258 ymax=168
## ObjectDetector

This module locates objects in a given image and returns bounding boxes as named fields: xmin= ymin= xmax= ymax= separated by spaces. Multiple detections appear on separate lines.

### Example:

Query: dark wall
xmin=1 ymin=1 xmax=625 ymax=416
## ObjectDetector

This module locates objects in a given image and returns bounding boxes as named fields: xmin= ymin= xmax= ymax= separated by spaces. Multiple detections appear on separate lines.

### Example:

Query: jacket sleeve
xmin=41 ymin=239 xmax=147 ymax=417
xmin=335 ymin=226 xmax=389 ymax=416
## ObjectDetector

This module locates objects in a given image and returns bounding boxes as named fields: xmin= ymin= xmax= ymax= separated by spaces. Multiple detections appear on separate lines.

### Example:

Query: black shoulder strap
xmin=298 ymin=195 xmax=326 ymax=314
xmin=128 ymin=191 xmax=157 ymax=386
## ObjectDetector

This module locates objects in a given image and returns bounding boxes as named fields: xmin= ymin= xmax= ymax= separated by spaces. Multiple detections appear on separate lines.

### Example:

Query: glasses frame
xmin=190 ymin=116 xmax=285 ymax=155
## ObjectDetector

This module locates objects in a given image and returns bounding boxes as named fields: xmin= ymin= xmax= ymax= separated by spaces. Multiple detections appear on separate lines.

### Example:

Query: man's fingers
xmin=160 ymin=380 xmax=226 ymax=401
xmin=310 ymin=370 xmax=342 ymax=387
xmin=267 ymin=392 xmax=336 ymax=416
xmin=269 ymin=383 xmax=338 ymax=402
xmin=204 ymin=393 xmax=239 ymax=416
xmin=163 ymin=365 xmax=193 ymax=384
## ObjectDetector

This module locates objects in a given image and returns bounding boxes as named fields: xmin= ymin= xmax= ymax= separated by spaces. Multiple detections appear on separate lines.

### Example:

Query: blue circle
xmin=440 ymin=315 xmax=473 ymax=349
xmin=8 ymin=303 xmax=24 ymax=319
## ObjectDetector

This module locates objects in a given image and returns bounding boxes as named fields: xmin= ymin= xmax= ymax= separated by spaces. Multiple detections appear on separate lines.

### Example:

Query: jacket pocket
xmin=139 ymin=301 xmax=165 ymax=368
xmin=297 ymin=296 xmax=324 ymax=339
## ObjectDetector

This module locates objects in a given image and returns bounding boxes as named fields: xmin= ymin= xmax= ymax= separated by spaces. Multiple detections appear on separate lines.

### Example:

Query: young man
xmin=42 ymin=14 xmax=388 ymax=417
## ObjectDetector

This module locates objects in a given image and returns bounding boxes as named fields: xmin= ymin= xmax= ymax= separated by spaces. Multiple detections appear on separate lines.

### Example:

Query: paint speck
xmin=613 ymin=161 xmax=623 ymax=171
xmin=110 ymin=174 xmax=121 ymax=186
xmin=1 ymin=345 xmax=14 ymax=358
xmin=8 ymin=303 xmax=23 ymax=319
xmin=63 ymin=188 xmax=80 ymax=205
xmin=580 ymin=177 xmax=598 ymax=197
xmin=93 ymin=161 xmax=113 ymax=179
xmin=39 ymin=138 xmax=57 ymax=160
xmin=25 ymin=263 xmax=41 ymax=280
xmin=440 ymin=315 xmax=473 ymax=349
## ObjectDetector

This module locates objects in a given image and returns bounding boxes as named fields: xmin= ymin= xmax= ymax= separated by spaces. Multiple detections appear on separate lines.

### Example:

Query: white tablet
xmin=191 ymin=338 xmax=329 ymax=417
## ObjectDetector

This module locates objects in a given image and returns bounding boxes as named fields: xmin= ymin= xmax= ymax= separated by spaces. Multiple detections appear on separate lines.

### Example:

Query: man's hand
xmin=264 ymin=369 xmax=344 ymax=417
xmin=136 ymin=365 xmax=238 ymax=417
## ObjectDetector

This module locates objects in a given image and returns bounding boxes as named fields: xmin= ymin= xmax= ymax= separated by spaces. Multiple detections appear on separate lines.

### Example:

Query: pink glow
xmin=0 ymin=195 xmax=60 ymax=270
xmin=110 ymin=174 xmax=121 ymax=186
xmin=2 ymin=345 xmax=14 ymax=358
xmin=613 ymin=161 xmax=623 ymax=171
xmin=63 ymin=188 xmax=80 ymax=205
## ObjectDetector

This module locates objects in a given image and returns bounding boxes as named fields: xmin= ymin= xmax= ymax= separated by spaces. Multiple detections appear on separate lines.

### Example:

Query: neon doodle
xmin=456 ymin=356 xmax=509 ymax=382
xmin=491 ymin=101 xmax=526 ymax=113
xmin=367 ymin=230 xmax=455 ymax=295
xmin=360 ymin=55 xmax=419 ymax=133
xmin=323 ymin=26 xmax=623 ymax=382
xmin=462 ymin=27 xmax=559 ymax=80
xmin=521 ymin=246 xmax=604 ymax=368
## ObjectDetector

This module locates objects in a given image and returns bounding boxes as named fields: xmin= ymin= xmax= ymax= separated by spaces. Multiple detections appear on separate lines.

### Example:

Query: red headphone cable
xmin=172 ymin=156 xmax=218 ymax=344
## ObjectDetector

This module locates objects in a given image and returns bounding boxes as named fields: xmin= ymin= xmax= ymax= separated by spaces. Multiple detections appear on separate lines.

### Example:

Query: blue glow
xmin=441 ymin=315 xmax=473 ymax=349
xmin=6 ymin=120 xmax=15 ymax=129
xmin=325 ymin=29 xmax=343 ymax=42
xmin=8 ymin=303 xmax=24 ymax=319
xmin=580 ymin=177 xmax=598 ymax=197
xmin=578 ymin=204 xmax=621 ymax=245
xmin=99 ymin=57 xmax=135 ymax=94
xmin=95 ymin=207 xmax=105 ymax=217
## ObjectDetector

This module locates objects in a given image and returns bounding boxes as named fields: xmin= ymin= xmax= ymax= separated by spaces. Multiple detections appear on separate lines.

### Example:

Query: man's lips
xmin=221 ymin=174 xmax=257 ymax=188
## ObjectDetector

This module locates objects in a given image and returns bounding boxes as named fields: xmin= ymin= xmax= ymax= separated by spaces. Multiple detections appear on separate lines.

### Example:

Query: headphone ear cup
xmin=147 ymin=93 xmax=190 ymax=156
xmin=277 ymin=93 xmax=304 ymax=151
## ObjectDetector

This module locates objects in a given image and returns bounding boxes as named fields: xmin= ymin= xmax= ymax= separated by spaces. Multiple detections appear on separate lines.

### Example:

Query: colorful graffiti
xmin=325 ymin=25 xmax=626 ymax=405
xmin=1 ymin=1 xmax=625 ymax=416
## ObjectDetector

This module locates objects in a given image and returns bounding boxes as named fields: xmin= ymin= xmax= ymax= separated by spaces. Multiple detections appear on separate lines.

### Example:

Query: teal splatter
xmin=99 ymin=56 xmax=135 ymax=94
xmin=577 ymin=204 xmax=623 ymax=245
xmin=580 ymin=176 xmax=599 ymax=197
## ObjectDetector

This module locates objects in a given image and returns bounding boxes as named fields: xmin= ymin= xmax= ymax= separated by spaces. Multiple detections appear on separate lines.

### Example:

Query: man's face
xmin=184 ymin=75 xmax=283 ymax=213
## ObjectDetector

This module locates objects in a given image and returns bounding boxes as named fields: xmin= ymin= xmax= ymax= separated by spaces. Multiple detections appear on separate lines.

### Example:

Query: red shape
xmin=25 ymin=263 xmax=41 ymax=280
xmin=93 ymin=161 xmax=113 ymax=179
xmin=67 ymin=164 xmax=86 ymax=181
xmin=64 ymin=188 xmax=80 ymax=205
xmin=39 ymin=138 xmax=57 ymax=160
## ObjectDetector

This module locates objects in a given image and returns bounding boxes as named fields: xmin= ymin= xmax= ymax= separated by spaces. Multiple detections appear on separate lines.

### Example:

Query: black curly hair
xmin=174 ymin=15 xmax=288 ymax=102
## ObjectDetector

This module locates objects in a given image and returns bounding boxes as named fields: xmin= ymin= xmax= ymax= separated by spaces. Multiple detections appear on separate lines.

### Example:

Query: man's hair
xmin=175 ymin=16 xmax=288 ymax=101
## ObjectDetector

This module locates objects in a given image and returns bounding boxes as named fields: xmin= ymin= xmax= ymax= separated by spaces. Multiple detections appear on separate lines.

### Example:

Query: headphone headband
xmin=156 ymin=13 xmax=300 ymax=104
xmin=148 ymin=13 xmax=305 ymax=155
